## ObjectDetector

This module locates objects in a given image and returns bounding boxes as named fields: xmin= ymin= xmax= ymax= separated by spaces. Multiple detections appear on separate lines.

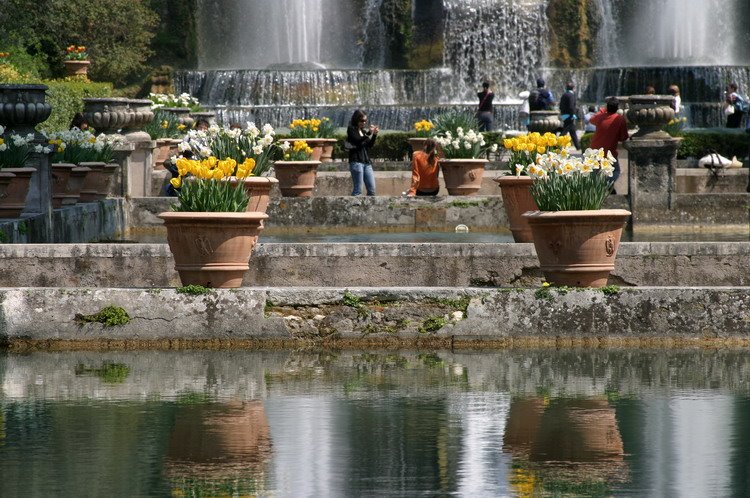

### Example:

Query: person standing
xmin=347 ymin=109 xmax=379 ymax=196
xmin=518 ymin=90 xmax=530 ymax=129
xmin=407 ymin=139 xmax=440 ymax=196
xmin=558 ymin=82 xmax=580 ymax=150
xmin=668 ymin=84 xmax=682 ymax=114
xmin=725 ymin=83 xmax=746 ymax=129
xmin=529 ymin=78 xmax=554 ymax=111
xmin=476 ymin=81 xmax=494 ymax=131
xmin=583 ymin=105 xmax=597 ymax=133
xmin=590 ymin=97 xmax=629 ymax=188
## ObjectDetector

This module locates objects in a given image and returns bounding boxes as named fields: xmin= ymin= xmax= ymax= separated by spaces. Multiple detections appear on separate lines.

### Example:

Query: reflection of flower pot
xmin=528 ymin=111 xmax=562 ymax=134
xmin=0 ymin=167 xmax=35 ymax=218
xmin=299 ymin=138 xmax=337 ymax=162
xmin=273 ymin=160 xmax=320 ymax=197
xmin=51 ymin=163 xmax=77 ymax=208
xmin=68 ymin=166 xmax=90 ymax=204
xmin=78 ymin=162 xmax=109 ymax=202
xmin=503 ymin=397 xmax=546 ymax=454
xmin=530 ymin=399 xmax=624 ymax=462
xmin=64 ymin=60 xmax=90 ymax=77
xmin=159 ymin=211 xmax=268 ymax=288
xmin=0 ymin=84 xmax=52 ymax=134
xmin=495 ymin=175 xmax=537 ymax=242
xmin=160 ymin=107 xmax=195 ymax=129
xmin=522 ymin=209 xmax=631 ymax=287
xmin=626 ymin=95 xmax=675 ymax=139
xmin=166 ymin=401 xmax=272 ymax=488
xmin=439 ymin=158 xmax=487 ymax=195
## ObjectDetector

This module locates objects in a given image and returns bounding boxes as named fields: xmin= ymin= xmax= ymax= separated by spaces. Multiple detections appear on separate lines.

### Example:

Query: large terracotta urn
xmin=0 ymin=167 xmax=35 ymax=217
xmin=300 ymin=138 xmax=337 ymax=163
xmin=64 ymin=60 xmax=90 ymax=77
xmin=439 ymin=158 xmax=488 ymax=195
xmin=522 ymin=209 xmax=631 ymax=287
xmin=159 ymin=211 xmax=268 ymax=288
xmin=528 ymin=111 xmax=562 ymax=134
xmin=495 ymin=175 xmax=538 ymax=242
xmin=273 ymin=160 xmax=320 ymax=197
xmin=0 ymin=84 xmax=53 ymax=134
xmin=626 ymin=95 xmax=676 ymax=139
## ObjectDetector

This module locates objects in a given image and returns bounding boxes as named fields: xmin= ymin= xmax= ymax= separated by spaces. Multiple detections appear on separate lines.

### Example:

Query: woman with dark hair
xmin=69 ymin=112 xmax=89 ymax=130
xmin=347 ymin=109 xmax=379 ymax=196
xmin=407 ymin=138 xmax=440 ymax=196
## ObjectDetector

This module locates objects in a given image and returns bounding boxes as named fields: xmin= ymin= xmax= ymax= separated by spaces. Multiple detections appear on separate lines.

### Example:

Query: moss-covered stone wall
xmin=546 ymin=0 xmax=602 ymax=68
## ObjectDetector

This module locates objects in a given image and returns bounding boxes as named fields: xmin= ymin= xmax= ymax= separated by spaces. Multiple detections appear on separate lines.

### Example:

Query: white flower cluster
xmin=148 ymin=92 xmax=201 ymax=110
xmin=517 ymin=148 xmax=616 ymax=179
xmin=434 ymin=127 xmax=498 ymax=159
xmin=180 ymin=122 xmax=276 ymax=160
xmin=0 ymin=125 xmax=51 ymax=154
xmin=47 ymin=128 xmax=124 ymax=154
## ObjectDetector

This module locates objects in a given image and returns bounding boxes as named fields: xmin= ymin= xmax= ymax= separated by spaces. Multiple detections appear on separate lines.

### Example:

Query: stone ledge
xmin=1 ymin=287 xmax=748 ymax=346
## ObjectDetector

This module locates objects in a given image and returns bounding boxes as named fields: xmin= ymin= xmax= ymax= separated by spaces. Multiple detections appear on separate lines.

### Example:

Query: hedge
xmin=41 ymin=79 xmax=113 ymax=132
xmin=581 ymin=130 xmax=750 ymax=160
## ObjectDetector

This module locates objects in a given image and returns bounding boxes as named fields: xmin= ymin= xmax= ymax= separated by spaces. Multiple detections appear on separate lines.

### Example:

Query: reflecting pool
xmin=1 ymin=350 xmax=750 ymax=497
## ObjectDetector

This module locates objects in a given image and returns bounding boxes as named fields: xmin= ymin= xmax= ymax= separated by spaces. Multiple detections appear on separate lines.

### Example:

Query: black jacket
xmin=559 ymin=90 xmax=578 ymax=117
xmin=347 ymin=125 xmax=377 ymax=164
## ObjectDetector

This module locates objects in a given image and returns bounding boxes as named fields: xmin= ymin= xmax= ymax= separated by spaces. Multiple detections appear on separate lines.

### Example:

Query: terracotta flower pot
xmin=158 ymin=211 xmax=269 ymax=288
xmin=273 ymin=160 xmax=320 ymax=197
xmin=231 ymin=176 xmax=279 ymax=213
xmin=495 ymin=175 xmax=538 ymax=242
xmin=64 ymin=60 xmax=90 ymax=77
xmin=78 ymin=162 xmax=117 ymax=201
xmin=154 ymin=138 xmax=180 ymax=170
xmin=522 ymin=209 xmax=631 ymax=287
xmin=0 ymin=167 xmax=35 ymax=218
xmin=0 ymin=172 xmax=15 ymax=213
xmin=51 ymin=163 xmax=77 ymax=208
xmin=408 ymin=137 xmax=430 ymax=153
xmin=439 ymin=158 xmax=487 ymax=196
xmin=67 ymin=166 xmax=91 ymax=204
xmin=299 ymin=138 xmax=337 ymax=162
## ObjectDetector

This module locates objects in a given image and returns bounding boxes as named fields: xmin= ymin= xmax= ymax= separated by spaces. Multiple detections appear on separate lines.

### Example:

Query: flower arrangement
xmin=503 ymin=132 xmax=571 ymax=175
xmin=0 ymin=126 xmax=50 ymax=168
xmin=517 ymin=148 xmax=615 ymax=211
xmin=280 ymin=140 xmax=314 ymax=160
xmin=180 ymin=122 xmax=277 ymax=176
xmin=148 ymin=92 xmax=202 ymax=112
xmin=432 ymin=110 xmax=477 ymax=137
xmin=288 ymin=118 xmax=336 ymax=138
xmin=47 ymin=128 xmax=123 ymax=164
xmin=413 ymin=119 xmax=434 ymax=138
xmin=144 ymin=110 xmax=185 ymax=140
xmin=170 ymin=156 xmax=253 ymax=212
xmin=0 ymin=52 xmax=10 ymax=64
xmin=434 ymin=128 xmax=498 ymax=159
xmin=65 ymin=45 xmax=88 ymax=61
xmin=663 ymin=117 xmax=687 ymax=137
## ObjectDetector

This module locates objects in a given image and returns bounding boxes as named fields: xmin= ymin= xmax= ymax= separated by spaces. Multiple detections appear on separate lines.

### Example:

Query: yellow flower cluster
xmin=48 ymin=138 xmax=65 ymax=153
xmin=503 ymin=132 xmax=571 ymax=154
xmin=171 ymin=156 xmax=255 ymax=188
xmin=413 ymin=120 xmax=433 ymax=132
xmin=283 ymin=140 xmax=314 ymax=160
xmin=289 ymin=118 xmax=322 ymax=133
xmin=292 ymin=140 xmax=313 ymax=155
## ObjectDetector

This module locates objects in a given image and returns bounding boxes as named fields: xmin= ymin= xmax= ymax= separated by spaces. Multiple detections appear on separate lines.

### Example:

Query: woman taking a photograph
xmin=407 ymin=139 xmax=440 ymax=196
xmin=347 ymin=109 xmax=379 ymax=196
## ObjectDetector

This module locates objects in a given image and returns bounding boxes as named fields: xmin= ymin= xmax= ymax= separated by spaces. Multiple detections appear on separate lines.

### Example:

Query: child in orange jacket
xmin=407 ymin=139 xmax=440 ymax=196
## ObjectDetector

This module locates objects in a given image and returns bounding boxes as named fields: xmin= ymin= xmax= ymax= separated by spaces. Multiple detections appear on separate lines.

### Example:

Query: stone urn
xmin=0 ymin=84 xmax=53 ymax=134
xmin=64 ymin=60 xmax=90 ymax=77
xmin=439 ymin=158 xmax=488 ymax=195
xmin=528 ymin=111 xmax=562 ymax=134
xmin=300 ymin=138 xmax=337 ymax=163
xmin=160 ymin=107 xmax=195 ymax=129
xmin=159 ymin=211 xmax=269 ymax=288
xmin=122 ymin=99 xmax=155 ymax=134
xmin=626 ymin=95 xmax=676 ymax=139
xmin=0 ymin=167 xmax=35 ymax=217
xmin=50 ymin=163 xmax=77 ymax=208
xmin=495 ymin=175 xmax=537 ymax=242
xmin=273 ymin=160 xmax=321 ymax=197
xmin=82 ymin=98 xmax=134 ymax=133
xmin=522 ymin=209 xmax=631 ymax=287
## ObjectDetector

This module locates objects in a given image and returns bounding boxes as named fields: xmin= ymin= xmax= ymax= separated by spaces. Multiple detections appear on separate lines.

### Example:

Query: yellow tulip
xmin=170 ymin=177 xmax=182 ymax=188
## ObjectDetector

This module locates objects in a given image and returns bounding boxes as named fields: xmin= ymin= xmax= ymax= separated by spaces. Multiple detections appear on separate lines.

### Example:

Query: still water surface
xmin=1 ymin=350 xmax=749 ymax=497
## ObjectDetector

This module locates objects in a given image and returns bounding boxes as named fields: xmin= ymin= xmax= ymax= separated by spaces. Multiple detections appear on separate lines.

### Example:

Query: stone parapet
xmin=1 ymin=287 xmax=748 ymax=346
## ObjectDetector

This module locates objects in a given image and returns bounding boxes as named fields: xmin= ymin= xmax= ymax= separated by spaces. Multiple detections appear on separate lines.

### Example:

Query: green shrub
xmin=75 ymin=305 xmax=130 ymax=327
xmin=676 ymin=129 xmax=750 ymax=159
xmin=41 ymin=79 xmax=113 ymax=132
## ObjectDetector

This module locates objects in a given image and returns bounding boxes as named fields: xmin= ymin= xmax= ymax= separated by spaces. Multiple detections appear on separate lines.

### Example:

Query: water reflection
xmin=0 ymin=350 xmax=750 ymax=497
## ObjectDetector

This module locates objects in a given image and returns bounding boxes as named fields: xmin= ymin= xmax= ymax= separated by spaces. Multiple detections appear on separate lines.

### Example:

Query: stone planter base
xmin=439 ymin=158 xmax=488 ymax=196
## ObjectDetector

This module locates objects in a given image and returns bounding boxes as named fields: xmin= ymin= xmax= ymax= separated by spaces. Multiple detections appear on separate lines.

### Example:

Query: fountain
xmin=178 ymin=0 xmax=750 ymax=129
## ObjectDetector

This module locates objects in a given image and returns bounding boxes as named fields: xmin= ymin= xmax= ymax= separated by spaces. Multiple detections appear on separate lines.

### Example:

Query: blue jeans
xmin=349 ymin=162 xmax=375 ymax=196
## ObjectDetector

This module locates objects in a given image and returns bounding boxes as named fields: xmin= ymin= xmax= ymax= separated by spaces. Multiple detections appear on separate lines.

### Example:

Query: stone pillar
xmin=123 ymin=132 xmax=157 ymax=197
xmin=623 ymin=95 xmax=681 ymax=226
xmin=111 ymin=142 xmax=136 ymax=197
